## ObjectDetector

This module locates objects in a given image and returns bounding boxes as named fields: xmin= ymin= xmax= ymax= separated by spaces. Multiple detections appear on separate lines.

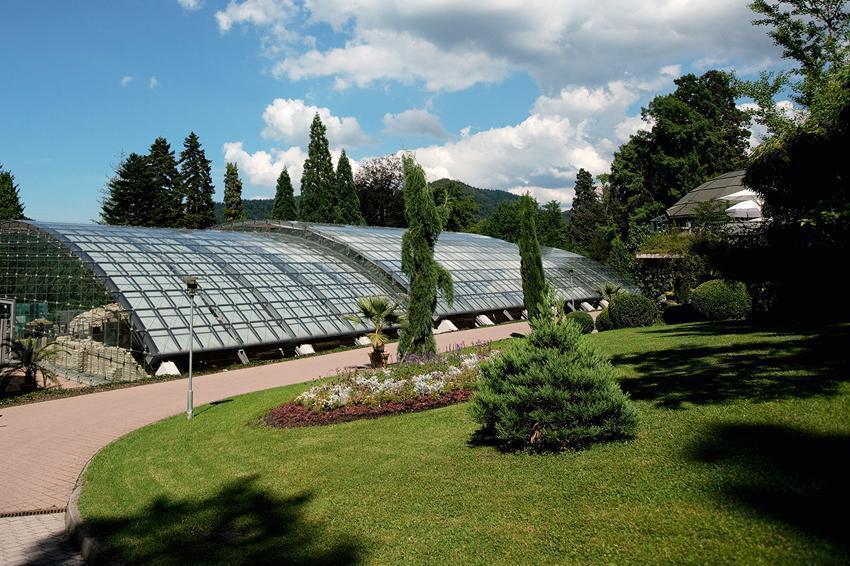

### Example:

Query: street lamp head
xmin=184 ymin=276 xmax=198 ymax=297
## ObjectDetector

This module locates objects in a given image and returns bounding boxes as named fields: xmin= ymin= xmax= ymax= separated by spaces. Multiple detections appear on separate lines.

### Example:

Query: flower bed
xmin=265 ymin=345 xmax=495 ymax=428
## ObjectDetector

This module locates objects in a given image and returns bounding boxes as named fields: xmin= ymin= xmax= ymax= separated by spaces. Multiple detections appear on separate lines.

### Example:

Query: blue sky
xmin=2 ymin=0 xmax=785 ymax=222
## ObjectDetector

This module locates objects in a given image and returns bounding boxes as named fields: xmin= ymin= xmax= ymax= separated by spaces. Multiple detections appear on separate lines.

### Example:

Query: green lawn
xmin=78 ymin=321 xmax=850 ymax=565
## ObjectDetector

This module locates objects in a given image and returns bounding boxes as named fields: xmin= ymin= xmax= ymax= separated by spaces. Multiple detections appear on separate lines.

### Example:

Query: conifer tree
xmin=299 ymin=113 xmax=336 ymax=223
xmin=518 ymin=194 xmax=546 ymax=320
xmin=0 ymin=165 xmax=25 ymax=220
xmin=567 ymin=168 xmax=608 ymax=260
xmin=222 ymin=162 xmax=246 ymax=223
xmin=179 ymin=132 xmax=216 ymax=229
xmin=537 ymin=201 xmax=569 ymax=249
xmin=147 ymin=137 xmax=183 ymax=227
xmin=334 ymin=150 xmax=365 ymax=225
xmin=271 ymin=168 xmax=297 ymax=221
xmin=101 ymin=153 xmax=156 ymax=226
xmin=397 ymin=154 xmax=453 ymax=358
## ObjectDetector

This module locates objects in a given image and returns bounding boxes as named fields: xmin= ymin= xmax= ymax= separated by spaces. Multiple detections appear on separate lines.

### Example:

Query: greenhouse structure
xmin=0 ymin=220 xmax=635 ymax=383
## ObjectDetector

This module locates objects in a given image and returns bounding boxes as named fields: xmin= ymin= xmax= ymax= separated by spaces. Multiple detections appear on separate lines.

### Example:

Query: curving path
xmin=0 ymin=322 xmax=527 ymax=515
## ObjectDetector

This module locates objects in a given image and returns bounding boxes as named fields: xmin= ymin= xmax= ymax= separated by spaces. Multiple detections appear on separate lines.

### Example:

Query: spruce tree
xmin=271 ymin=168 xmax=297 ymax=221
xmin=567 ymin=168 xmax=608 ymax=260
xmin=179 ymin=132 xmax=216 ymax=229
xmin=397 ymin=154 xmax=453 ymax=358
xmin=101 ymin=153 xmax=156 ymax=226
xmin=518 ymin=194 xmax=546 ymax=320
xmin=537 ymin=201 xmax=569 ymax=249
xmin=334 ymin=150 xmax=365 ymax=225
xmin=0 ymin=165 xmax=25 ymax=220
xmin=299 ymin=113 xmax=336 ymax=223
xmin=147 ymin=137 xmax=183 ymax=227
xmin=222 ymin=162 xmax=246 ymax=223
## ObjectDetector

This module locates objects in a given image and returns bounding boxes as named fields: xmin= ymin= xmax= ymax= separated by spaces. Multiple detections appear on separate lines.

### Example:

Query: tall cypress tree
xmin=271 ymin=168 xmax=297 ymax=221
xmin=518 ymin=194 xmax=546 ymax=320
xmin=179 ymin=132 xmax=216 ymax=229
xmin=0 ymin=165 xmax=25 ymax=220
xmin=222 ymin=162 xmax=246 ymax=223
xmin=567 ymin=168 xmax=607 ymax=260
xmin=147 ymin=137 xmax=183 ymax=227
xmin=101 ymin=153 xmax=156 ymax=226
xmin=397 ymin=154 xmax=453 ymax=358
xmin=334 ymin=150 xmax=365 ymax=225
xmin=299 ymin=113 xmax=336 ymax=223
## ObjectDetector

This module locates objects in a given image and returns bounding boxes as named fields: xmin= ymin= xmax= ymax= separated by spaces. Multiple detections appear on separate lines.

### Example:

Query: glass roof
xmin=26 ymin=222 xmax=398 ymax=357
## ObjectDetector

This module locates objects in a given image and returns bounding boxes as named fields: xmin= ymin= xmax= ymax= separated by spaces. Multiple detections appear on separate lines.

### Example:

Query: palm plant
xmin=343 ymin=296 xmax=405 ymax=368
xmin=596 ymin=282 xmax=625 ymax=302
xmin=1 ymin=338 xmax=63 ymax=393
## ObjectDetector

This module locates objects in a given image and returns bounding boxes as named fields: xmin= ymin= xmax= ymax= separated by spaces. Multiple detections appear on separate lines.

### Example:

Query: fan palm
xmin=596 ymin=282 xmax=625 ymax=302
xmin=1 ymin=338 xmax=63 ymax=393
xmin=342 ymin=296 xmax=405 ymax=368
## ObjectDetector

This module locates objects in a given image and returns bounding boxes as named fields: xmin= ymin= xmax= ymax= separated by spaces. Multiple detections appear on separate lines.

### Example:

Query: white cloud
xmin=613 ymin=115 xmax=650 ymax=142
xmin=148 ymin=76 xmax=159 ymax=89
xmin=508 ymin=186 xmax=575 ymax=208
xmin=383 ymin=109 xmax=448 ymax=138
xmin=177 ymin=0 xmax=202 ymax=11
xmin=120 ymin=76 xmax=133 ymax=87
xmin=215 ymin=0 xmax=293 ymax=32
xmin=260 ymin=98 xmax=370 ymax=147
xmin=223 ymin=141 xmax=306 ymax=189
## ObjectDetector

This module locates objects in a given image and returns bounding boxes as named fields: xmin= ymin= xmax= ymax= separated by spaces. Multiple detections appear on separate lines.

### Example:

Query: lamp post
xmin=568 ymin=268 xmax=575 ymax=311
xmin=185 ymin=276 xmax=198 ymax=420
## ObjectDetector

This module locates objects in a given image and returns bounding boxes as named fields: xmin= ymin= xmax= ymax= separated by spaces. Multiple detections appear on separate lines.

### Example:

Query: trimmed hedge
xmin=608 ymin=293 xmax=658 ymax=329
xmin=690 ymin=279 xmax=751 ymax=321
xmin=565 ymin=311 xmax=594 ymax=334
xmin=470 ymin=315 xmax=638 ymax=451
xmin=595 ymin=308 xmax=612 ymax=332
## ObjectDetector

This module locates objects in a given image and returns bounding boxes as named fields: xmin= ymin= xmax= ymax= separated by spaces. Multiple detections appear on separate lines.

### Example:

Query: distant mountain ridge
xmin=214 ymin=179 xmax=519 ymax=224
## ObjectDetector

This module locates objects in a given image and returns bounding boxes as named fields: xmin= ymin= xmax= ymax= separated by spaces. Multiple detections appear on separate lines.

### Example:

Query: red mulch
xmin=265 ymin=389 xmax=473 ymax=428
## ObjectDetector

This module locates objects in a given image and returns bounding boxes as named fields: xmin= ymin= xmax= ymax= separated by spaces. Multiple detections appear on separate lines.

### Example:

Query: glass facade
xmin=1 ymin=219 xmax=634 ymax=382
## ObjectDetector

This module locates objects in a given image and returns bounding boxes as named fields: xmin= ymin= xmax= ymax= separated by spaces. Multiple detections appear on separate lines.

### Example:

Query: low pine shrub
xmin=470 ymin=315 xmax=639 ymax=451
xmin=595 ymin=308 xmax=612 ymax=332
xmin=565 ymin=311 xmax=594 ymax=334
xmin=608 ymin=293 xmax=658 ymax=328
xmin=690 ymin=279 xmax=751 ymax=320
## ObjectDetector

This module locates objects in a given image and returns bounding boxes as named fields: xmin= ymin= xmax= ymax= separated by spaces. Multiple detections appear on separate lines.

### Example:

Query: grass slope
xmin=76 ymin=321 xmax=850 ymax=565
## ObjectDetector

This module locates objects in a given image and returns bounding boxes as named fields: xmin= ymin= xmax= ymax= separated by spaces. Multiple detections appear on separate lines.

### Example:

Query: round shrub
xmin=662 ymin=303 xmax=701 ymax=325
xmin=690 ymin=279 xmax=751 ymax=320
xmin=470 ymin=316 xmax=639 ymax=451
xmin=565 ymin=311 xmax=594 ymax=334
xmin=595 ymin=308 xmax=612 ymax=332
xmin=608 ymin=293 xmax=658 ymax=329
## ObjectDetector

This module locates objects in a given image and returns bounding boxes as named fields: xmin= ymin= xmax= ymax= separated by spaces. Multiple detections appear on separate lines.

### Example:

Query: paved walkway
xmin=0 ymin=322 xmax=527 ymax=516
xmin=0 ymin=514 xmax=83 ymax=566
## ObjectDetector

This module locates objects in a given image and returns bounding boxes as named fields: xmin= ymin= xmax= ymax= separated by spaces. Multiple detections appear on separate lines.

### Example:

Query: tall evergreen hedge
xmin=518 ymin=195 xmax=546 ymax=320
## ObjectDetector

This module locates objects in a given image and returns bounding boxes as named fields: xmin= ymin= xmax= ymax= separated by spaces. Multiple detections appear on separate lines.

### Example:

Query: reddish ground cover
xmin=265 ymin=389 xmax=473 ymax=428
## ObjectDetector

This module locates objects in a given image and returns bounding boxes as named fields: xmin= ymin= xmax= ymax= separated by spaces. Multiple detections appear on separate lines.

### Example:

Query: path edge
xmin=65 ymin=463 xmax=109 ymax=565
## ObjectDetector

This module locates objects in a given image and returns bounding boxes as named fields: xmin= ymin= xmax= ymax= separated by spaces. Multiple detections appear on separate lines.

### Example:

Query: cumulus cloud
xmin=223 ymin=141 xmax=306 ymax=188
xmin=216 ymin=0 xmax=293 ymax=32
xmin=177 ymin=0 xmax=202 ymax=10
xmin=148 ymin=76 xmax=159 ymax=89
xmin=260 ymin=98 xmax=370 ymax=147
xmin=383 ymin=108 xmax=448 ymax=138
xmin=508 ymin=186 xmax=575 ymax=208
xmin=120 ymin=75 xmax=133 ymax=87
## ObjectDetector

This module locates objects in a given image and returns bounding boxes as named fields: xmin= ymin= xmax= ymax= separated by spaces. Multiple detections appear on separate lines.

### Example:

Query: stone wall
xmin=53 ymin=336 xmax=148 ymax=383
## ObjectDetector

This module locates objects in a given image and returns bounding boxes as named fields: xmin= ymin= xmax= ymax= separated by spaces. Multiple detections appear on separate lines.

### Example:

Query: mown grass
xmin=75 ymin=321 xmax=850 ymax=565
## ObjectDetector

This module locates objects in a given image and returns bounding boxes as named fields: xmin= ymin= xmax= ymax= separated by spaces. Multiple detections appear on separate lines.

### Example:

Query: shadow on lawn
xmin=688 ymin=423 xmax=850 ymax=557
xmin=614 ymin=324 xmax=850 ymax=408
xmin=59 ymin=476 xmax=363 ymax=565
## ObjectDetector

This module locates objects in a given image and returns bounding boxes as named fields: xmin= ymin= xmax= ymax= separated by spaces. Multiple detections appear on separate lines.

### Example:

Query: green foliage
xmin=101 ymin=153 xmax=157 ymax=226
xmin=595 ymin=308 xmax=612 ymax=332
xmin=607 ymin=293 xmax=658 ymax=328
xmin=222 ymin=162 xmax=246 ymax=223
xmin=606 ymin=235 xmax=634 ymax=278
xmin=342 ymin=296 xmax=405 ymax=350
xmin=430 ymin=179 xmax=480 ymax=231
xmin=0 ymin=164 xmax=25 ymax=220
xmin=433 ymin=178 xmax=519 ymax=220
xmin=179 ymin=132 xmax=216 ymax=229
xmin=300 ymin=114 xmax=337 ymax=223
xmin=271 ymin=168 xmax=297 ymax=221
xmin=596 ymin=282 xmax=625 ymax=302
xmin=565 ymin=310 xmax=594 ymax=334
xmin=567 ymin=168 xmax=607 ymax=259
xmin=639 ymin=231 xmax=697 ymax=255
xmin=334 ymin=150 xmax=365 ymax=225
xmin=607 ymin=70 xmax=749 ymax=239
xmin=398 ymin=155 xmax=453 ymax=358
xmin=355 ymin=155 xmax=406 ymax=227
xmin=518 ymin=195 xmax=546 ymax=321
xmin=477 ymin=200 xmax=522 ymax=242
xmin=662 ymin=303 xmax=701 ymax=324
xmin=470 ymin=312 xmax=638 ymax=451
xmin=147 ymin=137 xmax=183 ymax=228
xmin=690 ymin=279 xmax=752 ymax=321
xmin=537 ymin=201 xmax=570 ymax=249
xmin=0 ymin=338 xmax=62 ymax=392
